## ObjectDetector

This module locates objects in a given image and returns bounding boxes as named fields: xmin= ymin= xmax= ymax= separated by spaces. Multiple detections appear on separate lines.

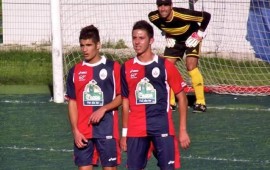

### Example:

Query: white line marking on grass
xmin=207 ymin=106 xmax=270 ymax=112
xmin=0 ymin=146 xmax=72 ymax=152
xmin=0 ymin=99 xmax=67 ymax=104
xmin=0 ymin=100 xmax=48 ymax=104
xmin=183 ymin=155 xmax=250 ymax=162
xmin=182 ymin=155 xmax=269 ymax=165
xmin=1 ymin=146 xmax=269 ymax=165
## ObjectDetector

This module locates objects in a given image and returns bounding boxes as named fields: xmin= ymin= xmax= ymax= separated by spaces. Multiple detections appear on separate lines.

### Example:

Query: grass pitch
xmin=0 ymin=93 xmax=269 ymax=170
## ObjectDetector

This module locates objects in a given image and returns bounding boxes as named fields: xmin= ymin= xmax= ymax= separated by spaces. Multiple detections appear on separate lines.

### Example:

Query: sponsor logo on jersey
xmin=78 ymin=71 xmax=87 ymax=75
xmin=83 ymin=79 xmax=104 ymax=106
xmin=79 ymin=75 xmax=86 ymax=81
xmin=130 ymin=69 xmax=139 ymax=79
xmin=135 ymin=77 xmax=157 ymax=104
xmin=78 ymin=71 xmax=87 ymax=81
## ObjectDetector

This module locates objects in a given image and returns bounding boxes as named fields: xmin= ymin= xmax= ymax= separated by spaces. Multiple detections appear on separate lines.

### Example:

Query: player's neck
xmin=85 ymin=54 xmax=101 ymax=64
xmin=137 ymin=51 xmax=155 ymax=63
xmin=166 ymin=9 xmax=174 ymax=21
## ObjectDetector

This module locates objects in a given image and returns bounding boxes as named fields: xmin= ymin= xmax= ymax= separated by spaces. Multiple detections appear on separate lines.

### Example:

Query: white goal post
xmin=51 ymin=0 xmax=270 ymax=103
xmin=51 ymin=0 xmax=64 ymax=103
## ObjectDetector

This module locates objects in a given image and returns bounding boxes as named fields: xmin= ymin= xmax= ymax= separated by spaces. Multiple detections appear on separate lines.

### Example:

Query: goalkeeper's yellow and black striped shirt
xmin=148 ymin=7 xmax=211 ymax=42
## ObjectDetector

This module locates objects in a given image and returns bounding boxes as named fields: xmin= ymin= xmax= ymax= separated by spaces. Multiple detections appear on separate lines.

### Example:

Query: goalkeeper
xmin=148 ymin=0 xmax=211 ymax=112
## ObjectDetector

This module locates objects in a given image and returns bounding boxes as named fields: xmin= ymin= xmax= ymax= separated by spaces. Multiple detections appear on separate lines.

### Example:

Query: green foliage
xmin=0 ymin=0 xmax=3 ymax=41
xmin=1 ymin=49 xmax=270 ymax=87
xmin=101 ymin=51 xmax=130 ymax=64
xmin=176 ymin=56 xmax=270 ymax=86
xmin=199 ymin=57 xmax=270 ymax=86
xmin=102 ymin=39 xmax=128 ymax=49
xmin=0 ymin=50 xmax=52 ymax=85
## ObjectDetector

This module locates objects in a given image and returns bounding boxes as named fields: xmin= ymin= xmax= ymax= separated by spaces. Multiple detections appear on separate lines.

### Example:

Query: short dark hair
xmin=156 ymin=0 xmax=172 ymax=6
xmin=132 ymin=20 xmax=154 ymax=39
xmin=79 ymin=25 xmax=100 ymax=43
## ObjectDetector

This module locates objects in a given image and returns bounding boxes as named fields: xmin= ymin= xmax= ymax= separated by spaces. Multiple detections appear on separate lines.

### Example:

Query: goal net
xmin=60 ymin=0 xmax=270 ymax=96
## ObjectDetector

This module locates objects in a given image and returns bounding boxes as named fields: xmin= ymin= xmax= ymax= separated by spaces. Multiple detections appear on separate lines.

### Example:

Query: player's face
xmin=80 ymin=39 xmax=100 ymax=63
xmin=157 ymin=4 xmax=173 ymax=19
xmin=132 ymin=29 xmax=153 ymax=56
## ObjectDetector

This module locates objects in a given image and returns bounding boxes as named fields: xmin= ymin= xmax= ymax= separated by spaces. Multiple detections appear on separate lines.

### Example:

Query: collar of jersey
xmin=133 ymin=54 xmax=158 ymax=65
xmin=82 ymin=55 xmax=106 ymax=67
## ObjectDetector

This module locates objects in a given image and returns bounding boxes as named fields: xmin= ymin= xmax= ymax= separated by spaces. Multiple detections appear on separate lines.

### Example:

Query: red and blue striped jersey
xmin=121 ymin=55 xmax=187 ymax=137
xmin=66 ymin=56 xmax=121 ymax=139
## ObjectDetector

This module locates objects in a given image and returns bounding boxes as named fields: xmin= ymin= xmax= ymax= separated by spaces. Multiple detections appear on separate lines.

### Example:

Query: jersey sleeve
xmin=148 ymin=10 xmax=162 ymax=30
xmin=165 ymin=59 xmax=187 ymax=94
xmin=120 ymin=63 xmax=129 ymax=99
xmin=113 ymin=61 xmax=121 ymax=96
xmin=66 ymin=66 xmax=76 ymax=100
xmin=174 ymin=7 xmax=211 ymax=31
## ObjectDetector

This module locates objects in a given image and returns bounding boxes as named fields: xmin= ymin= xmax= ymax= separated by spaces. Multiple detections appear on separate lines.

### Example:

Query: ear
xmin=149 ymin=37 xmax=154 ymax=45
xmin=97 ymin=42 xmax=101 ymax=50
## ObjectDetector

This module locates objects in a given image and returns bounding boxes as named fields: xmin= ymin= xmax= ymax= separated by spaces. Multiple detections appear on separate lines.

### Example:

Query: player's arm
xmin=177 ymin=7 xmax=211 ymax=31
xmin=194 ymin=10 xmax=211 ymax=31
xmin=89 ymin=62 xmax=122 ymax=124
xmin=175 ymin=7 xmax=211 ymax=47
xmin=120 ymin=98 xmax=129 ymax=151
xmin=67 ymin=100 xmax=87 ymax=148
xmin=175 ymin=91 xmax=190 ymax=149
xmin=148 ymin=10 xmax=164 ymax=33
xmin=66 ymin=67 xmax=87 ymax=148
xmin=165 ymin=60 xmax=190 ymax=149
xmin=120 ymin=64 xmax=129 ymax=151
xmin=88 ymin=95 xmax=122 ymax=124
xmin=67 ymin=99 xmax=78 ymax=134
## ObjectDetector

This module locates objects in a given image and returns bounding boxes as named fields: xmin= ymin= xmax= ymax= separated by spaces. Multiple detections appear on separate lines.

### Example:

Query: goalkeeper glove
xmin=185 ymin=30 xmax=206 ymax=48
xmin=166 ymin=38 xmax=176 ymax=48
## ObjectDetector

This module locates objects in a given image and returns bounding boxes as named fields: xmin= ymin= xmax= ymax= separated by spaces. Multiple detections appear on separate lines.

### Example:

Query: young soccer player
xmin=120 ymin=20 xmax=190 ymax=170
xmin=148 ymin=0 xmax=211 ymax=112
xmin=66 ymin=25 xmax=121 ymax=170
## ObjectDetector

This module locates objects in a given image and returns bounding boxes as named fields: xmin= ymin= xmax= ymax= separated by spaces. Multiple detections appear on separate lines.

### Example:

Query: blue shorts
xmin=126 ymin=135 xmax=180 ymax=170
xmin=74 ymin=138 xmax=120 ymax=167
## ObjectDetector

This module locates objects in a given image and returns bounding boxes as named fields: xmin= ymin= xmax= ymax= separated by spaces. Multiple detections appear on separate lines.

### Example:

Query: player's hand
xmin=185 ymin=30 xmax=206 ymax=48
xmin=88 ymin=107 xmax=106 ymax=125
xmin=179 ymin=129 xmax=190 ymax=149
xmin=120 ymin=137 xmax=127 ymax=152
xmin=166 ymin=38 xmax=176 ymax=48
xmin=73 ymin=130 xmax=88 ymax=148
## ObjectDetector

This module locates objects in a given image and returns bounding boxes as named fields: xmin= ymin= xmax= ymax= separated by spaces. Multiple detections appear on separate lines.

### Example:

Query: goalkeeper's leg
xmin=166 ymin=57 xmax=178 ymax=110
xmin=186 ymin=54 xmax=207 ymax=112
xmin=170 ymin=89 xmax=176 ymax=109
xmin=188 ymin=67 xmax=205 ymax=105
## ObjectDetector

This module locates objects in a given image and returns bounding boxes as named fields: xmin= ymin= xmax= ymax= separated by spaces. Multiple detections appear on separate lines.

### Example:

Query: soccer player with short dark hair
xmin=148 ymin=0 xmax=211 ymax=112
xmin=120 ymin=20 xmax=190 ymax=170
xmin=66 ymin=25 xmax=121 ymax=170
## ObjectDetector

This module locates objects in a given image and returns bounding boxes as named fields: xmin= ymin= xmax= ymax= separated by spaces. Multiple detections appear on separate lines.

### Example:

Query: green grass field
xmin=0 ymin=88 xmax=269 ymax=170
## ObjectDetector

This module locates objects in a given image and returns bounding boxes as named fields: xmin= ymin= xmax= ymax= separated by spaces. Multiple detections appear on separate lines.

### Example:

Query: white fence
xmin=2 ymin=0 xmax=254 ymax=54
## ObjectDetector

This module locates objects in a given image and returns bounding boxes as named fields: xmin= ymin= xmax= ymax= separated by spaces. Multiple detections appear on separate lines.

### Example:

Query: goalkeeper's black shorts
xmin=163 ymin=41 xmax=201 ymax=59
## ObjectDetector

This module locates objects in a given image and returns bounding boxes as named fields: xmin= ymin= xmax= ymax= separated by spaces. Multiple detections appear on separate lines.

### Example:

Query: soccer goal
xmin=53 ymin=0 xmax=270 ymax=99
